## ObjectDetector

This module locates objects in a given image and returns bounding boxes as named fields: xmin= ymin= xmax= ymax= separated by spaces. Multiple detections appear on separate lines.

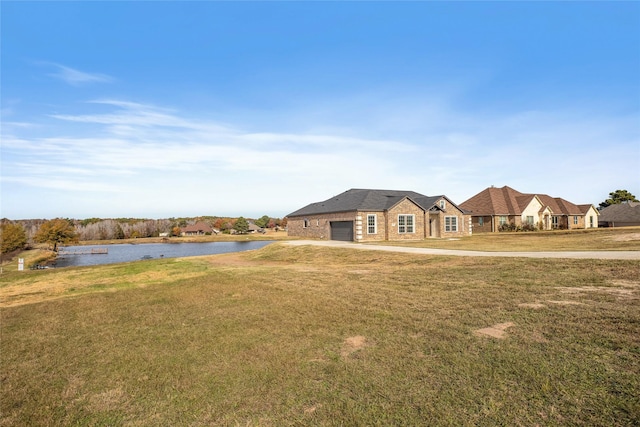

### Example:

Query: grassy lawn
xmin=368 ymin=226 xmax=640 ymax=251
xmin=1 ymin=239 xmax=639 ymax=425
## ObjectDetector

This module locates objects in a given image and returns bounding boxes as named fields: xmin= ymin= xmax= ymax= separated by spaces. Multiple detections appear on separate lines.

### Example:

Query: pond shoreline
xmin=52 ymin=241 xmax=275 ymax=268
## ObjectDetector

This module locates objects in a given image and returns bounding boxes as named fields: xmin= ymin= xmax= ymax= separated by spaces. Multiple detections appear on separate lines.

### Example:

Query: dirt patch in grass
xmin=548 ymin=300 xmax=585 ymax=306
xmin=607 ymin=232 xmax=640 ymax=242
xmin=556 ymin=282 xmax=639 ymax=299
xmin=304 ymin=404 xmax=323 ymax=414
xmin=341 ymin=335 xmax=368 ymax=358
xmin=474 ymin=322 xmax=514 ymax=339
xmin=518 ymin=303 xmax=546 ymax=309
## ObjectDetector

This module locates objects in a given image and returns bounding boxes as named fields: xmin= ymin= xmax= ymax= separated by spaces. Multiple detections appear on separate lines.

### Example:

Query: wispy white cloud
xmin=39 ymin=62 xmax=114 ymax=86
xmin=2 ymin=98 xmax=637 ymax=219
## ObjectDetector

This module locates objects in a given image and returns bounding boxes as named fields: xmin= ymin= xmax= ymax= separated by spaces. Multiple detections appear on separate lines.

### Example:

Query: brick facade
xmin=288 ymin=197 xmax=471 ymax=241
xmin=287 ymin=212 xmax=357 ymax=240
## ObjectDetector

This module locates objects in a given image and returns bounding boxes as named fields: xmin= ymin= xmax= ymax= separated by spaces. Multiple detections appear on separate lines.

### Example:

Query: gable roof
xmin=578 ymin=204 xmax=599 ymax=215
xmin=537 ymin=195 xmax=583 ymax=215
xmin=181 ymin=221 xmax=213 ymax=233
xmin=459 ymin=185 xmax=530 ymax=215
xmin=287 ymin=189 xmax=458 ymax=217
xmin=460 ymin=186 xmax=587 ymax=216
xmin=598 ymin=202 xmax=640 ymax=222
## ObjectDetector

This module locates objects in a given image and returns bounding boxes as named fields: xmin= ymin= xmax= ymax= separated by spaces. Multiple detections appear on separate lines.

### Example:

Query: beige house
xmin=180 ymin=221 xmax=213 ymax=236
xmin=287 ymin=188 xmax=471 ymax=241
xmin=460 ymin=185 xmax=599 ymax=232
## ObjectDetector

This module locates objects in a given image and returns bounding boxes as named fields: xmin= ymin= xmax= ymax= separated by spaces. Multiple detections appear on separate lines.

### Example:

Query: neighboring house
xmin=598 ymin=201 xmax=640 ymax=227
xmin=286 ymin=188 xmax=471 ymax=241
xmin=247 ymin=221 xmax=265 ymax=233
xmin=460 ymin=185 xmax=599 ymax=232
xmin=181 ymin=221 xmax=214 ymax=236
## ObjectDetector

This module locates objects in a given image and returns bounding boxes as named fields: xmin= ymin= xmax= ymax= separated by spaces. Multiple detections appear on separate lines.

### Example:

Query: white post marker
xmin=18 ymin=258 xmax=24 ymax=271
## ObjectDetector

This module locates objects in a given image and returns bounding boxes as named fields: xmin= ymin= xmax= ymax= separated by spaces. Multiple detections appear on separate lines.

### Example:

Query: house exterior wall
xmin=470 ymin=210 xmax=597 ymax=232
xmin=436 ymin=197 xmax=466 ymax=238
xmin=386 ymin=199 xmax=426 ymax=240
xmin=521 ymin=198 xmax=543 ymax=227
xmin=357 ymin=211 xmax=387 ymax=242
xmin=470 ymin=216 xmax=494 ymax=233
xmin=287 ymin=212 xmax=357 ymax=240
xmin=584 ymin=206 xmax=599 ymax=229
xmin=567 ymin=215 xmax=585 ymax=230
xmin=430 ymin=209 xmax=470 ymax=238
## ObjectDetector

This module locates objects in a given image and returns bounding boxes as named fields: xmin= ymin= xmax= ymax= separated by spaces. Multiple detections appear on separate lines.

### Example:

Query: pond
xmin=53 ymin=241 xmax=274 ymax=268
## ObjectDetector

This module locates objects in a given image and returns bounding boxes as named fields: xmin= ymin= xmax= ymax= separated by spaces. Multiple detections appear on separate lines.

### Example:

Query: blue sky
xmin=2 ymin=2 xmax=639 ymax=220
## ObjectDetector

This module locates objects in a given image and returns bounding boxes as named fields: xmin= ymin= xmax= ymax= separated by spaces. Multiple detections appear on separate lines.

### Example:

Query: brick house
xmin=460 ymin=185 xmax=599 ymax=233
xmin=286 ymin=188 xmax=471 ymax=241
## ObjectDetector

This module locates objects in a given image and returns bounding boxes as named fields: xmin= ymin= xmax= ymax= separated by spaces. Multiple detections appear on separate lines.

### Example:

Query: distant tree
xmin=234 ymin=217 xmax=250 ymax=234
xmin=599 ymin=190 xmax=639 ymax=209
xmin=114 ymin=223 xmax=125 ymax=239
xmin=1 ymin=222 xmax=28 ymax=254
xmin=34 ymin=218 xmax=78 ymax=251
xmin=254 ymin=215 xmax=271 ymax=228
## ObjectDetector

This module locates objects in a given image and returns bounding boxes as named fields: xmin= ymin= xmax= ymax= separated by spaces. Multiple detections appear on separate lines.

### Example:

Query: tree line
xmin=1 ymin=215 xmax=287 ymax=255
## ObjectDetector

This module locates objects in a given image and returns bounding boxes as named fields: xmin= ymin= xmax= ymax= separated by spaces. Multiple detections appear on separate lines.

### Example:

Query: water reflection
xmin=54 ymin=241 xmax=273 ymax=268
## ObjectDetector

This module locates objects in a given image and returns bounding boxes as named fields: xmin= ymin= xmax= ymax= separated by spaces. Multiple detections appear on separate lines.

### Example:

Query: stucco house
xmin=598 ymin=201 xmax=640 ymax=227
xmin=286 ymin=188 xmax=471 ymax=241
xmin=460 ymin=185 xmax=599 ymax=232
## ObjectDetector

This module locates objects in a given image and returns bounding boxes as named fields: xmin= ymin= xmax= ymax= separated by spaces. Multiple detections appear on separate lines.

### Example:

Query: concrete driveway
xmin=284 ymin=240 xmax=640 ymax=260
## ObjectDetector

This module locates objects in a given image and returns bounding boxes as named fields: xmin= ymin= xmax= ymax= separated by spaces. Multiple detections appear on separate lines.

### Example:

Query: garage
xmin=330 ymin=221 xmax=354 ymax=241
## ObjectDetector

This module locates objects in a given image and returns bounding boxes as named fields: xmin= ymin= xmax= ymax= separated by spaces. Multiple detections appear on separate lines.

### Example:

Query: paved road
xmin=284 ymin=240 xmax=640 ymax=260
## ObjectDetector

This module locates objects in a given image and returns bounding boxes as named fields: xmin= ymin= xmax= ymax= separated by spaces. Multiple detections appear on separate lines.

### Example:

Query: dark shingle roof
xmin=598 ymin=202 xmax=640 ymax=223
xmin=287 ymin=189 xmax=447 ymax=217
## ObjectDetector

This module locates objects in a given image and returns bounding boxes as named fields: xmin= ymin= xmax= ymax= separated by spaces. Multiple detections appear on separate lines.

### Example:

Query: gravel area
xmin=284 ymin=240 xmax=640 ymax=260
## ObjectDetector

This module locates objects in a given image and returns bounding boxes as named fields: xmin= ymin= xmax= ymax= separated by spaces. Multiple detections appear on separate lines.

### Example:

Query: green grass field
xmin=1 ymin=231 xmax=639 ymax=426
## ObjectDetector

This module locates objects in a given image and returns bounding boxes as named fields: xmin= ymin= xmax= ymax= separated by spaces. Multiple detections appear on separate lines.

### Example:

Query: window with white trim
xmin=573 ymin=216 xmax=579 ymax=225
xmin=440 ymin=200 xmax=446 ymax=210
xmin=499 ymin=216 xmax=508 ymax=226
xmin=445 ymin=216 xmax=458 ymax=232
xmin=303 ymin=219 xmax=310 ymax=228
xmin=478 ymin=217 xmax=484 ymax=226
xmin=526 ymin=216 xmax=534 ymax=225
xmin=367 ymin=214 xmax=377 ymax=234
xmin=398 ymin=214 xmax=414 ymax=233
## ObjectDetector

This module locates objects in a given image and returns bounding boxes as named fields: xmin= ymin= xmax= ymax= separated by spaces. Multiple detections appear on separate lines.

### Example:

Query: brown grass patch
xmin=556 ymin=282 xmax=639 ymax=299
xmin=341 ymin=335 xmax=368 ymax=358
xmin=548 ymin=300 xmax=585 ymax=306
xmin=474 ymin=322 xmax=515 ymax=339
xmin=88 ymin=387 xmax=127 ymax=412
xmin=518 ymin=303 xmax=546 ymax=309
xmin=607 ymin=232 xmax=640 ymax=242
